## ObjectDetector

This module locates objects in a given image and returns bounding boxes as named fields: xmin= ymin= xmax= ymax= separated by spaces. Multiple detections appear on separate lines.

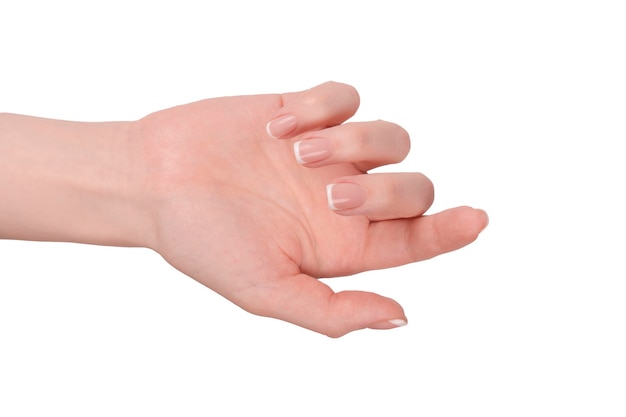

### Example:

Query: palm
xmin=145 ymin=94 xmax=366 ymax=280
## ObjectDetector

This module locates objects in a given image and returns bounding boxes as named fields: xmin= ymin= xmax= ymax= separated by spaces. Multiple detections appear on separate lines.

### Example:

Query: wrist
xmin=0 ymin=114 xmax=156 ymax=248
xmin=100 ymin=119 xmax=158 ymax=248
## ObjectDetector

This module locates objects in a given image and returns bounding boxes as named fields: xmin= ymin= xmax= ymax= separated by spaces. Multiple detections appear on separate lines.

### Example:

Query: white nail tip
xmin=389 ymin=319 xmax=407 ymax=327
xmin=265 ymin=121 xmax=277 ymax=139
xmin=294 ymin=141 xmax=305 ymax=164
xmin=326 ymin=184 xmax=338 ymax=211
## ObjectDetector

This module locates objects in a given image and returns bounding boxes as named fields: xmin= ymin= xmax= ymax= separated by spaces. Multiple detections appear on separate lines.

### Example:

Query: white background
xmin=1 ymin=1 xmax=625 ymax=415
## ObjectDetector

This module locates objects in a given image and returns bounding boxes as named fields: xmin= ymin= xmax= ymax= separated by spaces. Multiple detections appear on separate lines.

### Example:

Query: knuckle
xmin=351 ymin=123 xmax=373 ymax=151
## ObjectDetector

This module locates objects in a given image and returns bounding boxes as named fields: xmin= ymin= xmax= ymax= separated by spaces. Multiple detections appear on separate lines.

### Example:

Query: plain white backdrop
xmin=1 ymin=1 xmax=624 ymax=415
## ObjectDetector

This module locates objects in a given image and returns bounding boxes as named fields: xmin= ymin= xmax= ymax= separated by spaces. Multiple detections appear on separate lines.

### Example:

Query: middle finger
xmin=293 ymin=120 xmax=411 ymax=172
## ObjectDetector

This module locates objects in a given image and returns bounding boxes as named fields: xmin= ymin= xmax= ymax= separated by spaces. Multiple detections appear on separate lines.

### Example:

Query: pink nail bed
xmin=294 ymin=138 xmax=331 ymax=164
xmin=326 ymin=183 xmax=367 ymax=211
xmin=266 ymin=115 xmax=297 ymax=138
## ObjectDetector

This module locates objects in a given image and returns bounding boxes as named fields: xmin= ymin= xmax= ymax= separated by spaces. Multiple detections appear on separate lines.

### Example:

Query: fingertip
xmin=444 ymin=207 xmax=482 ymax=245
xmin=476 ymin=208 xmax=489 ymax=232
xmin=455 ymin=206 xmax=489 ymax=240
xmin=325 ymin=81 xmax=360 ymax=111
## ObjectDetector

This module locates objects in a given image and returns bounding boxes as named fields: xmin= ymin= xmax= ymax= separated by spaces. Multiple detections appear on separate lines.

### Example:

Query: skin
xmin=0 ymin=82 xmax=488 ymax=337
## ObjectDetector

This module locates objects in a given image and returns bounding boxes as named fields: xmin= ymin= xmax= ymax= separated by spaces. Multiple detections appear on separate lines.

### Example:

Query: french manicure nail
xmin=326 ymin=182 xmax=367 ymax=211
xmin=266 ymin=114 xmax=297 ymax=138
xmin=294 ymin=138 xmax=331 ymax=164
xmin=367 ymin=319 xmax=408 ymax=330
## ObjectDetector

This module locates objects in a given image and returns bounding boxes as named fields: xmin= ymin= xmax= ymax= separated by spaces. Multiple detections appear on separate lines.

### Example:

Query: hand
xmin=136 ymin=82 xmax=488 ymax=337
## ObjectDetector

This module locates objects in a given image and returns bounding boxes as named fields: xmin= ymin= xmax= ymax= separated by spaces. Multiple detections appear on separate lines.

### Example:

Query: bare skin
xmin=0 ymin=82 xmax=487 ymax=337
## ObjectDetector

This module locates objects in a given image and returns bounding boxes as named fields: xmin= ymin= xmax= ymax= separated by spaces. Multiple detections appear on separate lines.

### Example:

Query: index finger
xmin=266 ymin=81 xmax=360 ymax=139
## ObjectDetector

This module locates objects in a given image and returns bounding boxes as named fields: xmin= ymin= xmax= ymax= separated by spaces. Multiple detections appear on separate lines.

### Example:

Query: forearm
xmin=0 ymin=113 xmax=152 ymax=247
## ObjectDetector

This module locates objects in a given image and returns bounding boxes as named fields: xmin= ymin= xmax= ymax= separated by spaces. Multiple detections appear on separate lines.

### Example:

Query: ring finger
xmin=326 ymin=172 xmax=434 ymax=221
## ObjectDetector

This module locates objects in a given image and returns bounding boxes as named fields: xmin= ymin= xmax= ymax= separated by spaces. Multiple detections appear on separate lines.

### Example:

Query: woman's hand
xmin=136 ymin=81 xmax=488 ymax=337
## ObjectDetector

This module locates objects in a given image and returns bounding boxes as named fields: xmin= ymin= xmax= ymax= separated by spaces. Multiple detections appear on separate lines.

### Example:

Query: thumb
xmin=245 ymin=273 xmax=407 ymax=338
xmin=265 ymin=81 xmax=360 ymax=139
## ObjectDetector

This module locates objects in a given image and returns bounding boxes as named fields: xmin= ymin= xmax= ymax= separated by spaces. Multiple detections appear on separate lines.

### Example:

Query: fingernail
xmin=326 ymin=182 xmax=367 ymax=211
xmin=266 ymin=114 xmax=297 ymax=138
xmin=368 ymin=319 xmax=408 ymax=330
xmin=294 ymin=138 xmax=331 ymax=164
